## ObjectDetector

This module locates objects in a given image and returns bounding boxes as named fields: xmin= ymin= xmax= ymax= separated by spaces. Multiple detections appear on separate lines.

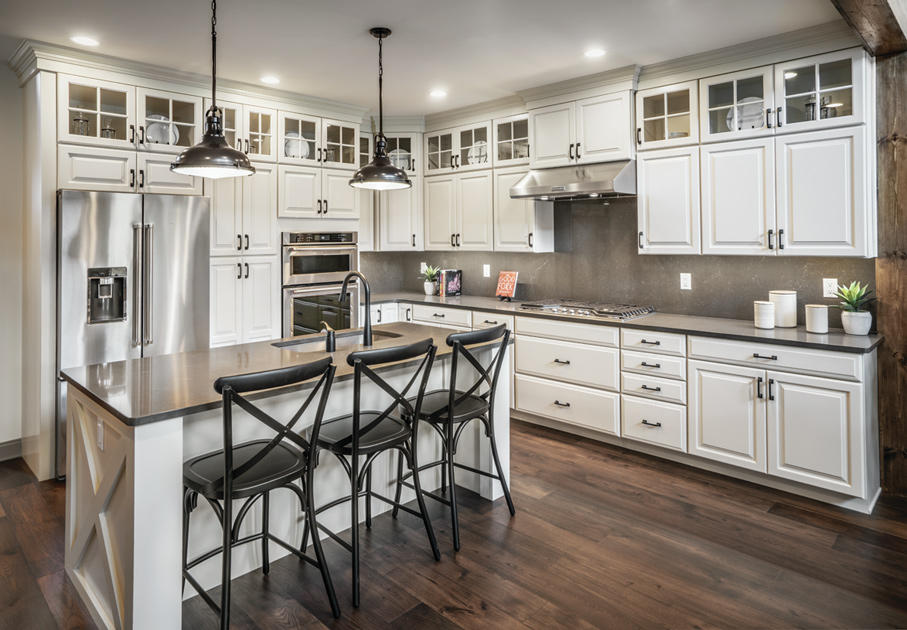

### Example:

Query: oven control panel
xmin=282 ymin=232 xmax=357 ymax=245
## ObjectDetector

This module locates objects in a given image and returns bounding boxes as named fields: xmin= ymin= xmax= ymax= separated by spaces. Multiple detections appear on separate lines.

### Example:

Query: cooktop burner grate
xmin=520 ymin=299 xmax=655 ymax=321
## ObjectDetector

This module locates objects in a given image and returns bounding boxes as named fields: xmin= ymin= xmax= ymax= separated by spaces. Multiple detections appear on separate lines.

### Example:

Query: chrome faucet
xmin=339 ymin=271 xmax=372 ymax=346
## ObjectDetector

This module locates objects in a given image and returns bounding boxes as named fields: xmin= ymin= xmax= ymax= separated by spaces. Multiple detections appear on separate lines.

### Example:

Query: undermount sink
xmin=272 ymin=329 xmax=402 ymax=352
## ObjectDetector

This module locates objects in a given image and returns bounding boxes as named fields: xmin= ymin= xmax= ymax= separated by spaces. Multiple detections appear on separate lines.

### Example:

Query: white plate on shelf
xmin=467 ymin=140 xmax=488 ymax=165
xmin=728 ymin=97 xmax=765 ymax=130
xmin=284 ymin=131 xmax=309 ymax=159
xmin=145 ymin=113 xmax=178 ymax=145
xmin=388 ymin=148 xmax=409 ymax=170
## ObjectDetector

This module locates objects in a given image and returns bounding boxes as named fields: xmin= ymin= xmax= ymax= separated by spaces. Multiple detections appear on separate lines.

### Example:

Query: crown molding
xmin=638 ymin=20 xmax=861 ymax=89
xmin=518 ymin=64 xmax=640 ymax=109
xmin=8 ymin=39 xmax=369 ymax=121
xmin=424 ymin=95 xmax=526 ymax=131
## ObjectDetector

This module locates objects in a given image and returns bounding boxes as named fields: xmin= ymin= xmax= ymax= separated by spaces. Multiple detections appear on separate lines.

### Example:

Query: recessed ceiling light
xmin=260 ymin=75 xmax=280 ymax=85
xmin=584 ymin=48 xmax=606 ymax=58
xmin=429 ymin=88 xmax=447 ymax=99
xmin=71 ymin=35 xmax=99 ymax=47
xmin=784 ymin=71 xmax=797 ymax=79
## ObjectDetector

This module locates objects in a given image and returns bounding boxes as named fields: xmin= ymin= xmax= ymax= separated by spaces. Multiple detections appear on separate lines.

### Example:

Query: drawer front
xmin=516 ymin=374 xmax=620 ymax=435
xmin=688 ymin=336 xmax=861 ymax=381
xmin=622 ymin=328 xmax=686 ymax=356
xmin=621 ymin=394 xmax=687 ymax=451
xmin=621 ymin=372 xmax=687 ymax=404
xmin=411 ymin=304 xmax=473 ymax=328
xmin=516 ymin=335 xmax=619 ymax=390
xmin=621 ymin=349 xmax=687 ymax=380
xmin=515 ymin=316 xmax=619 ymax=347
xmin=472 ymin=312 xmax=514 ymax=331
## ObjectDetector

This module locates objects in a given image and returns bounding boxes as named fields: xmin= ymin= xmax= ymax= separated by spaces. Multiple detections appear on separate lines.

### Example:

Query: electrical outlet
xmin=823 ymin=278 xmax=838 ymax=298
xmin=419 ymin=261 xmax=427 ymax=274
xmin=483 ymin=264 xmax=491 ymax=278
xmin=680 ymin=272 xmax=692 ymax=290
xmin=96 ymin=420 xmax=104 ymax=452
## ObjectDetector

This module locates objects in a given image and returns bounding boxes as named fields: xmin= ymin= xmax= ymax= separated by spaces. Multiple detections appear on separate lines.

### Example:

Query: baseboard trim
xmin=0 ymin=439 xmax=22 ymax=463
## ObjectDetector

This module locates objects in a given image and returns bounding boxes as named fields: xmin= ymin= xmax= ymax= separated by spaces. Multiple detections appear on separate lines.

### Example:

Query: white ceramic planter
xmin=424 ymin=281 xmax=438 ymax=296
xmin=841 ymin=310 xmax=872 ymax=335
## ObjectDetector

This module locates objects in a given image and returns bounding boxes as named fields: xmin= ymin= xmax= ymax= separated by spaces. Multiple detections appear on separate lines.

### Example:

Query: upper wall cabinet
xmin=424 ymin=121 xmax=492 ymax=175
xmin=636 ymin=146 xmax=701 ymax=254
xmin=699 ymin=67 xmax=774 ymax=143
xmin=383 ymin=133 xmax=421 ymax=175
xmin=635 ymin=80 xmax=699 ymax=150
xmin=276 ymin=112 xmax=358 ymax=169
xmin=493 ymin=166 xmax=554 ymax=252
xmin=378 ymin=177 xmax=423 ymax=251
xmin=244 ymin=105 xmax=278 ymax=162
xmin=322 ymin=119 xmax=359 ymax=170
xmin=528 ymin=101 xmax=574 ymax=168
xmin=493 ymin=114 xmax=530 ymax=167
xmin=58 ymin=75 xmax=137 ymax=150
xmin=136 ymin=87 xmax=202 ymax=155
xmin=774 ymin=49 xmax=867 ymax=133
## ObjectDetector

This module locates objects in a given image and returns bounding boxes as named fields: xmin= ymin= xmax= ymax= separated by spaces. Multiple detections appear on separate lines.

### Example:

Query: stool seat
xmin=316 ymin=413 xmax=410 ymax=454
xmin=183 ymin=440 xmax=306 ymax=500
xmin=414 ymin=390 xmax=489 ymax=423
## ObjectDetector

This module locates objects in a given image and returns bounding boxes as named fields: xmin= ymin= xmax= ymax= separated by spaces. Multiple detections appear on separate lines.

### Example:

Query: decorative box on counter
xmin=439 ymin=269 xmax=462 ymax=297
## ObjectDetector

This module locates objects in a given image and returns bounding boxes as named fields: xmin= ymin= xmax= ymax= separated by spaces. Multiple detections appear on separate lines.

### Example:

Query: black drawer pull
xmin=640 ymin=361 xmax=661 ymax=368
xmin=768 ymin=378 xmax=775 ymax=401
xmin=553 ymin=400 xmax=571 ymax=408
xmin=641 ymin=419 xmax=662 ymax=428
xmin=753 ymin=353 xmax=778 ymax=360
xmin=757 ymin=376 xmax=764 ymax=399
xmin=640 ymin=384 xmax=661 ymax=392
xmin=640 ymin=339 xmax=661 ymax=345
xmin=432 ymin=313 xmax=445 ymax=318
xmin=484 ymin=320 xmax=498 ymax=324
xmin=553 ymin=358 xmax=571 ymax=365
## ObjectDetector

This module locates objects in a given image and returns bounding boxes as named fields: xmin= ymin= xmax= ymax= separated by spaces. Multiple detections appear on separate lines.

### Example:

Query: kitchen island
xmin=59 ymin=322 xmax=511 ymax=630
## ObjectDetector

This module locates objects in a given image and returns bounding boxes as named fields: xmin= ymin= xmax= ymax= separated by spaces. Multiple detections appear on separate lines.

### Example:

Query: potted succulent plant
xmin=420 ymin=265 xmax=441 ymax=296
xmin=834 ymin=281 xmax=876 ymax=335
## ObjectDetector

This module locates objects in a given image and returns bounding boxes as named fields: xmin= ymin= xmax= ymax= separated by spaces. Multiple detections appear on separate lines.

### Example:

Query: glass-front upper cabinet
xmin=321 ymin=119 xmax=359 ymax=170
xmin=699 ymin=67 xmax=773 ymax=142
xmin=774 ymin=48 xmax=867 ymax=132
xmin=136 ymin=88 xmax=202 ymax=154
xmin=424 ymin=129 xmax=455 ymax=174
xmin=245 ymin=105 xmax=277 ymax=162
xmin=383 ymin=133 xmax=420 ymax=174
xmin=635 ymin=80 xmax=699 ymax=150
xmin=57 ymin=75 xmax=136 ymax=150
xmin=493 ymin=114 xmax=530 ymax=167
xmin=205 ymin=98 xmax=244 ymax=151
xmin=457 ymin=121 xmax=492 ymax=172
xmin=277 ymin=111 xmax=321 ymax=166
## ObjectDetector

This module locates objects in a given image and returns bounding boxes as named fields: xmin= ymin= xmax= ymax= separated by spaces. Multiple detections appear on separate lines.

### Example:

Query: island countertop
xmin=60 ymin=322 xmax=489 ymax=427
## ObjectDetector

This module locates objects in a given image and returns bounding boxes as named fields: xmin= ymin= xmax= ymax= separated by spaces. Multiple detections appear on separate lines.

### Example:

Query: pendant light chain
xmin=211 ymin=0 xmax=217 ymax=110
xmin=377 ymin=34 xmax=384 ymax=139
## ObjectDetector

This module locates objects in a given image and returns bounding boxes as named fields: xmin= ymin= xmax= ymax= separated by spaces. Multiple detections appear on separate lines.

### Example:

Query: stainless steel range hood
xmin=509 ymin=160 xmax=636 ymax=200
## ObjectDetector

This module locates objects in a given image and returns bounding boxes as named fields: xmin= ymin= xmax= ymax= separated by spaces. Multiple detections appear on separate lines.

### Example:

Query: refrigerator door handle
xmin=143 ymin=223 xmax=154 ymax=345
xmin=132 ymin=223 xmax=143 ymax=346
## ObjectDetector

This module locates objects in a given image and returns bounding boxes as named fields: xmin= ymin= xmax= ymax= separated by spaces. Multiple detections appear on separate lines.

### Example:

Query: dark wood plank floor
xmin=4 ymin=420 xmax=907 ymax=629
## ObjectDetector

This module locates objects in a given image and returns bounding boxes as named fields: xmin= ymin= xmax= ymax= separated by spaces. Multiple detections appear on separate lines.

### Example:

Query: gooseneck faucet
xmin=339 ymin=271 xmax=372 ymax=346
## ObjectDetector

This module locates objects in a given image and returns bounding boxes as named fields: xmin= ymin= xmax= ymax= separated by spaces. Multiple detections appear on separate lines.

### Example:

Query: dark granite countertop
xmin=372 ymin=292 xmax=883 ymax=354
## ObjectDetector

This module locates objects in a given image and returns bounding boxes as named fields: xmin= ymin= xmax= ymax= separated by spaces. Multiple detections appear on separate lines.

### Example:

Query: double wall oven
xmin=281 ymin=232 xmax=359 ymax=337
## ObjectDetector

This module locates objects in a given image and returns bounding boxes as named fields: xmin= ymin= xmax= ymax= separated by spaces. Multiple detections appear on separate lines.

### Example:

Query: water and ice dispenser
xmin=86 ymin=267 xmax=127 ymax=324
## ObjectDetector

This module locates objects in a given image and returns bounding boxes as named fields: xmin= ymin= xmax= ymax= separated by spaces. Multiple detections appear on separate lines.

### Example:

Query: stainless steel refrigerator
xmin=56 ymin=190 xmax=210 ymax=477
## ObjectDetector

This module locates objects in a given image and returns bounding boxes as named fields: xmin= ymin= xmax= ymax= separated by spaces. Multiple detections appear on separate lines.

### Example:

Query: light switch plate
xmin=823 ymin=278 xmax=838 ymax=298
xmin=420 ymin=262 xmax=427 ymax=274
xmin=680 ymin=272 xmax=692 ymax=290
xmin=483 ymin=264 xmax=491 ymax=278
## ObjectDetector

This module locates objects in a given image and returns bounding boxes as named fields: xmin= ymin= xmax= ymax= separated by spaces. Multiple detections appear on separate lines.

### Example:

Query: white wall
xmin=0 ymin=36 xmax=23 ymax=446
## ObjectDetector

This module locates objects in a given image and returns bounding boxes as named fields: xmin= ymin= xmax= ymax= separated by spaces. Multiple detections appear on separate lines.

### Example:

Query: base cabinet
xmin=209 ymin=255 xmax=280 ymax=347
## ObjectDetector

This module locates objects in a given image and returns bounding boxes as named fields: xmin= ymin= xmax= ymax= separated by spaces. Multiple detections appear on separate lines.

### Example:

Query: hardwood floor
xmin=4 ymin=420 xmax=907 ymax=629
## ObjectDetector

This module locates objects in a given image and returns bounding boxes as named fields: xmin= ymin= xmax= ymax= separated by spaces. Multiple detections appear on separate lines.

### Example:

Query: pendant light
xmin=349 ymin=28 xmax=412 ymax=191
xmin=171 ymin=0 xmax=254 ymax=179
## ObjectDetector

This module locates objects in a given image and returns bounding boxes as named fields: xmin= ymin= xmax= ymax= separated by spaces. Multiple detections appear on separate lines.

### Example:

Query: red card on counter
xmin=496 ymin=271 xmax=518 ymax=298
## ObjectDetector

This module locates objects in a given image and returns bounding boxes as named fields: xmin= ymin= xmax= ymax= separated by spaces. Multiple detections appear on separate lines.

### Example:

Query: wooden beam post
xmin=830 ymin=0 xmax=907 ymax=55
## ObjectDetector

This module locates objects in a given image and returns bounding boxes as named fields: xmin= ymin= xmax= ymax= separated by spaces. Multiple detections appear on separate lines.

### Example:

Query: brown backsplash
xmin=360 ymin=198 xmax=876 ymax=327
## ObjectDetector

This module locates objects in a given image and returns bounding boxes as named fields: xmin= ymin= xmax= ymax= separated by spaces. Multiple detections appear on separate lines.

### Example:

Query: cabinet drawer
xmin=515 ymin=316 xmax=619 ymax=347
xmin=621 ymin=372 xmax=686 ymax=404
xmin=516 ymin=336 xmax=619 ymax=390
xmin=411 ymin=304 xmax=472 ymax=328
xmin=688 ymin=336 xmax=861 ymax=381
xmin=472 ymin=312 xmax=514 ymax=331
xmin=621 ymin=349 xmax=686 ymax=381
xmin=622 ymin=328 xmax=686 ymax=356
xmin=515 ymin=374 xmax=619 ymax=435
xmin=621 ymin=394 xmax=687 ymax=451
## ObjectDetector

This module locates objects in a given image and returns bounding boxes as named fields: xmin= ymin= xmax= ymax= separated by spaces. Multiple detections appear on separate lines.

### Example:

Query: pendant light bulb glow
xmin=349 ymin=27 xmax=411 ymax=191
xmin=171 ymin=0 xmax=254 ymax=179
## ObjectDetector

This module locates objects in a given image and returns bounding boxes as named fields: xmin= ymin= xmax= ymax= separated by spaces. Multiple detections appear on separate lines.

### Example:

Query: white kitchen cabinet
xmin=699 ymin=66 xmax=774 ymax=143
xmin=137 ymin=153 xmax=203 ymax=195
xmin=210 ymin=257 xmax=244 ymax=347
xmin=357 ymin=134 xmax=376 ymax=252
xmin=244 ymin=105 xmax=277 ymax=162
xmin=424 ymin=121 xmax=492 ymax=175
xmin=211 ymin=162 xmax=277 ymax=257
xmin=210 ymin=177 xmax=244 ymax=256
xmin=635 ymin=81 xmax=699 ymax=150
xmin=378 ymin=177 xmax=422 ymax=251
xmin=424 ymin=175 xmax=457 ymax=250
xmin=767 ymin=371 xmax=864 ymax=496
xmin=321 ymin=119 xmax=359 ymax=170
xmin=136 ymin=87 xmax=202 ymax=155
xmin=398 ymin=303 xmax=413 ymax=322
xmin=206 ymin=98 xmax=243 ymax=151
xmin=424 ymin=128 xmax=456 ymax=175
xmin=528 ymin=101 xmax=575 ymax=168
xmin=210 ymin=255 xmax=280 ymax=347
xmin=493 ymin=167 xmax=554 ymax=252
xmin=277 ymin=165 xmax=358 ymax=220
xmin=277 ymin=110 xmax=322 ymax=166
xmin=774 ymin=48 xmax=868 ymax=133
xmin=57 ymin=144 xmax=137 ymax=192
xmin=636 ymin=146 xmax=701 ymax=254
xmin=492 ymin=113 xmax=530 ymax=167
xmin=321 ymin=168 xmax=360 ymax=219
xmin=688 ymin=360 xmax=766 ymax=472
xmin=700 ymin=138 xmax=775 ymax=255
xmin=775 ymin=126 xmax=870 ymax=257
xmin=368 ymin=303 xmax=399 ymax=325
xmin=424 ymin=171 xmax=493 ymax=251
xmin=383 ymin=133 xmax=421 ymax=175
xmin=58 ymin=74 xmax=136 ymax=150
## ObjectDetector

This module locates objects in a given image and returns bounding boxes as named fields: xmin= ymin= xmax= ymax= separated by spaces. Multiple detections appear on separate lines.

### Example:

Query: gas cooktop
xmin=520 ymin=299 xmax=655 ymax=321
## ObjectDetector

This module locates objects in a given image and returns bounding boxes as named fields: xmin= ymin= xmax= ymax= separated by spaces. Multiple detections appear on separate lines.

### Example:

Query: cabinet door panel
xmin=688 ymin=360 xmax=766 ymax=472
xmin=278 ymin=111 xmax=322 ymax=166
xmin=699 ymin=66 xmax=774 ymax=143
xmin=494 ymin=168 xmax=532 ymax=251
xmin=58 ymin=144 xmax=137 ymax=192
xmin=701 ymin=138 xmax=775 ymax=255
xmin=529 ymin=102 xmax=575 ymax=168
xmin=242 ymin=256 xmax=281 ymax=342
xmin=321 ymin=119 xmax=359 ymax=170
xmin=278 ymin=165 xmax=321 ymax=218
xmin=322 ymin=168 xmax=360 ymax=219
xmin=457 ymin=171 xmax=493 ymax=250
xmin=456 ymin=121 xmax=493 ymax=172
xmin=424 ymin=129 xmax=456 ymax=175
xmin=775 ymin=127 xmax=868 ymax=256
xmin=206 ymin=98 xmax=244 ymax=151
xmin=576 ymin=92 xmax=633 ymax=163
xmin=242 ymin=163 xmax=278 ymax=255
xmin=210 ymin=257 xmax=243 ymax=347
xmin=136 ymin=87 xmax=202 ymax=155
xmin=637 ymin=146 xmax=701 ymax=254
xmin=137 ymin=154 xmax=202 ymax=195
xmin=245 ymin=105 xmax=277 ymax=162
xmin=58 ymin=75 xmax=137 ymax=150
xmin=635 ymin=81 xmax=699 ymax=150
xmin=210 ymin=177 xmax=243 ymax=256
xmin=424 ymin=176 xmax=457 ymax=250
xmin=378 ymin=178 xmax=421 ymax=250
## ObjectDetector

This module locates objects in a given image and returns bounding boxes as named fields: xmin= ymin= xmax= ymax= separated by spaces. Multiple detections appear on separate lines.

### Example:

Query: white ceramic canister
xmin=754 ymin=300 xmax=775 ymax=329
xmin=769 ymin=290 xmax=797 ymax=327
xmin=805 ymin=304 xmax=829 ymax=334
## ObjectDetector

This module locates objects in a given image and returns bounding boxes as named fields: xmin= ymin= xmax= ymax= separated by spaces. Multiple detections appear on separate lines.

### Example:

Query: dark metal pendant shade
xmin=171 ymin=0 xmax=254 ymax=179
xmin=350 ymin=27 xmax=411 ymax=191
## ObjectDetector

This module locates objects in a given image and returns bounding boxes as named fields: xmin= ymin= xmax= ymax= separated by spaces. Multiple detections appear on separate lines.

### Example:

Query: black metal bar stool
xmin=182 ymin=357 xmax=340 ymax=628
xmin=305 ymin=338 xmax=441 ymax=608
xmin=393 ymin=324 xmax=513 ymax=551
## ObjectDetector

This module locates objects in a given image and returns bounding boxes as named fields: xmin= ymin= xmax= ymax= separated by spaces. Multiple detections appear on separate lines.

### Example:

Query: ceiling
xmin=0 ymin=0 xmax=842 ymax=116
